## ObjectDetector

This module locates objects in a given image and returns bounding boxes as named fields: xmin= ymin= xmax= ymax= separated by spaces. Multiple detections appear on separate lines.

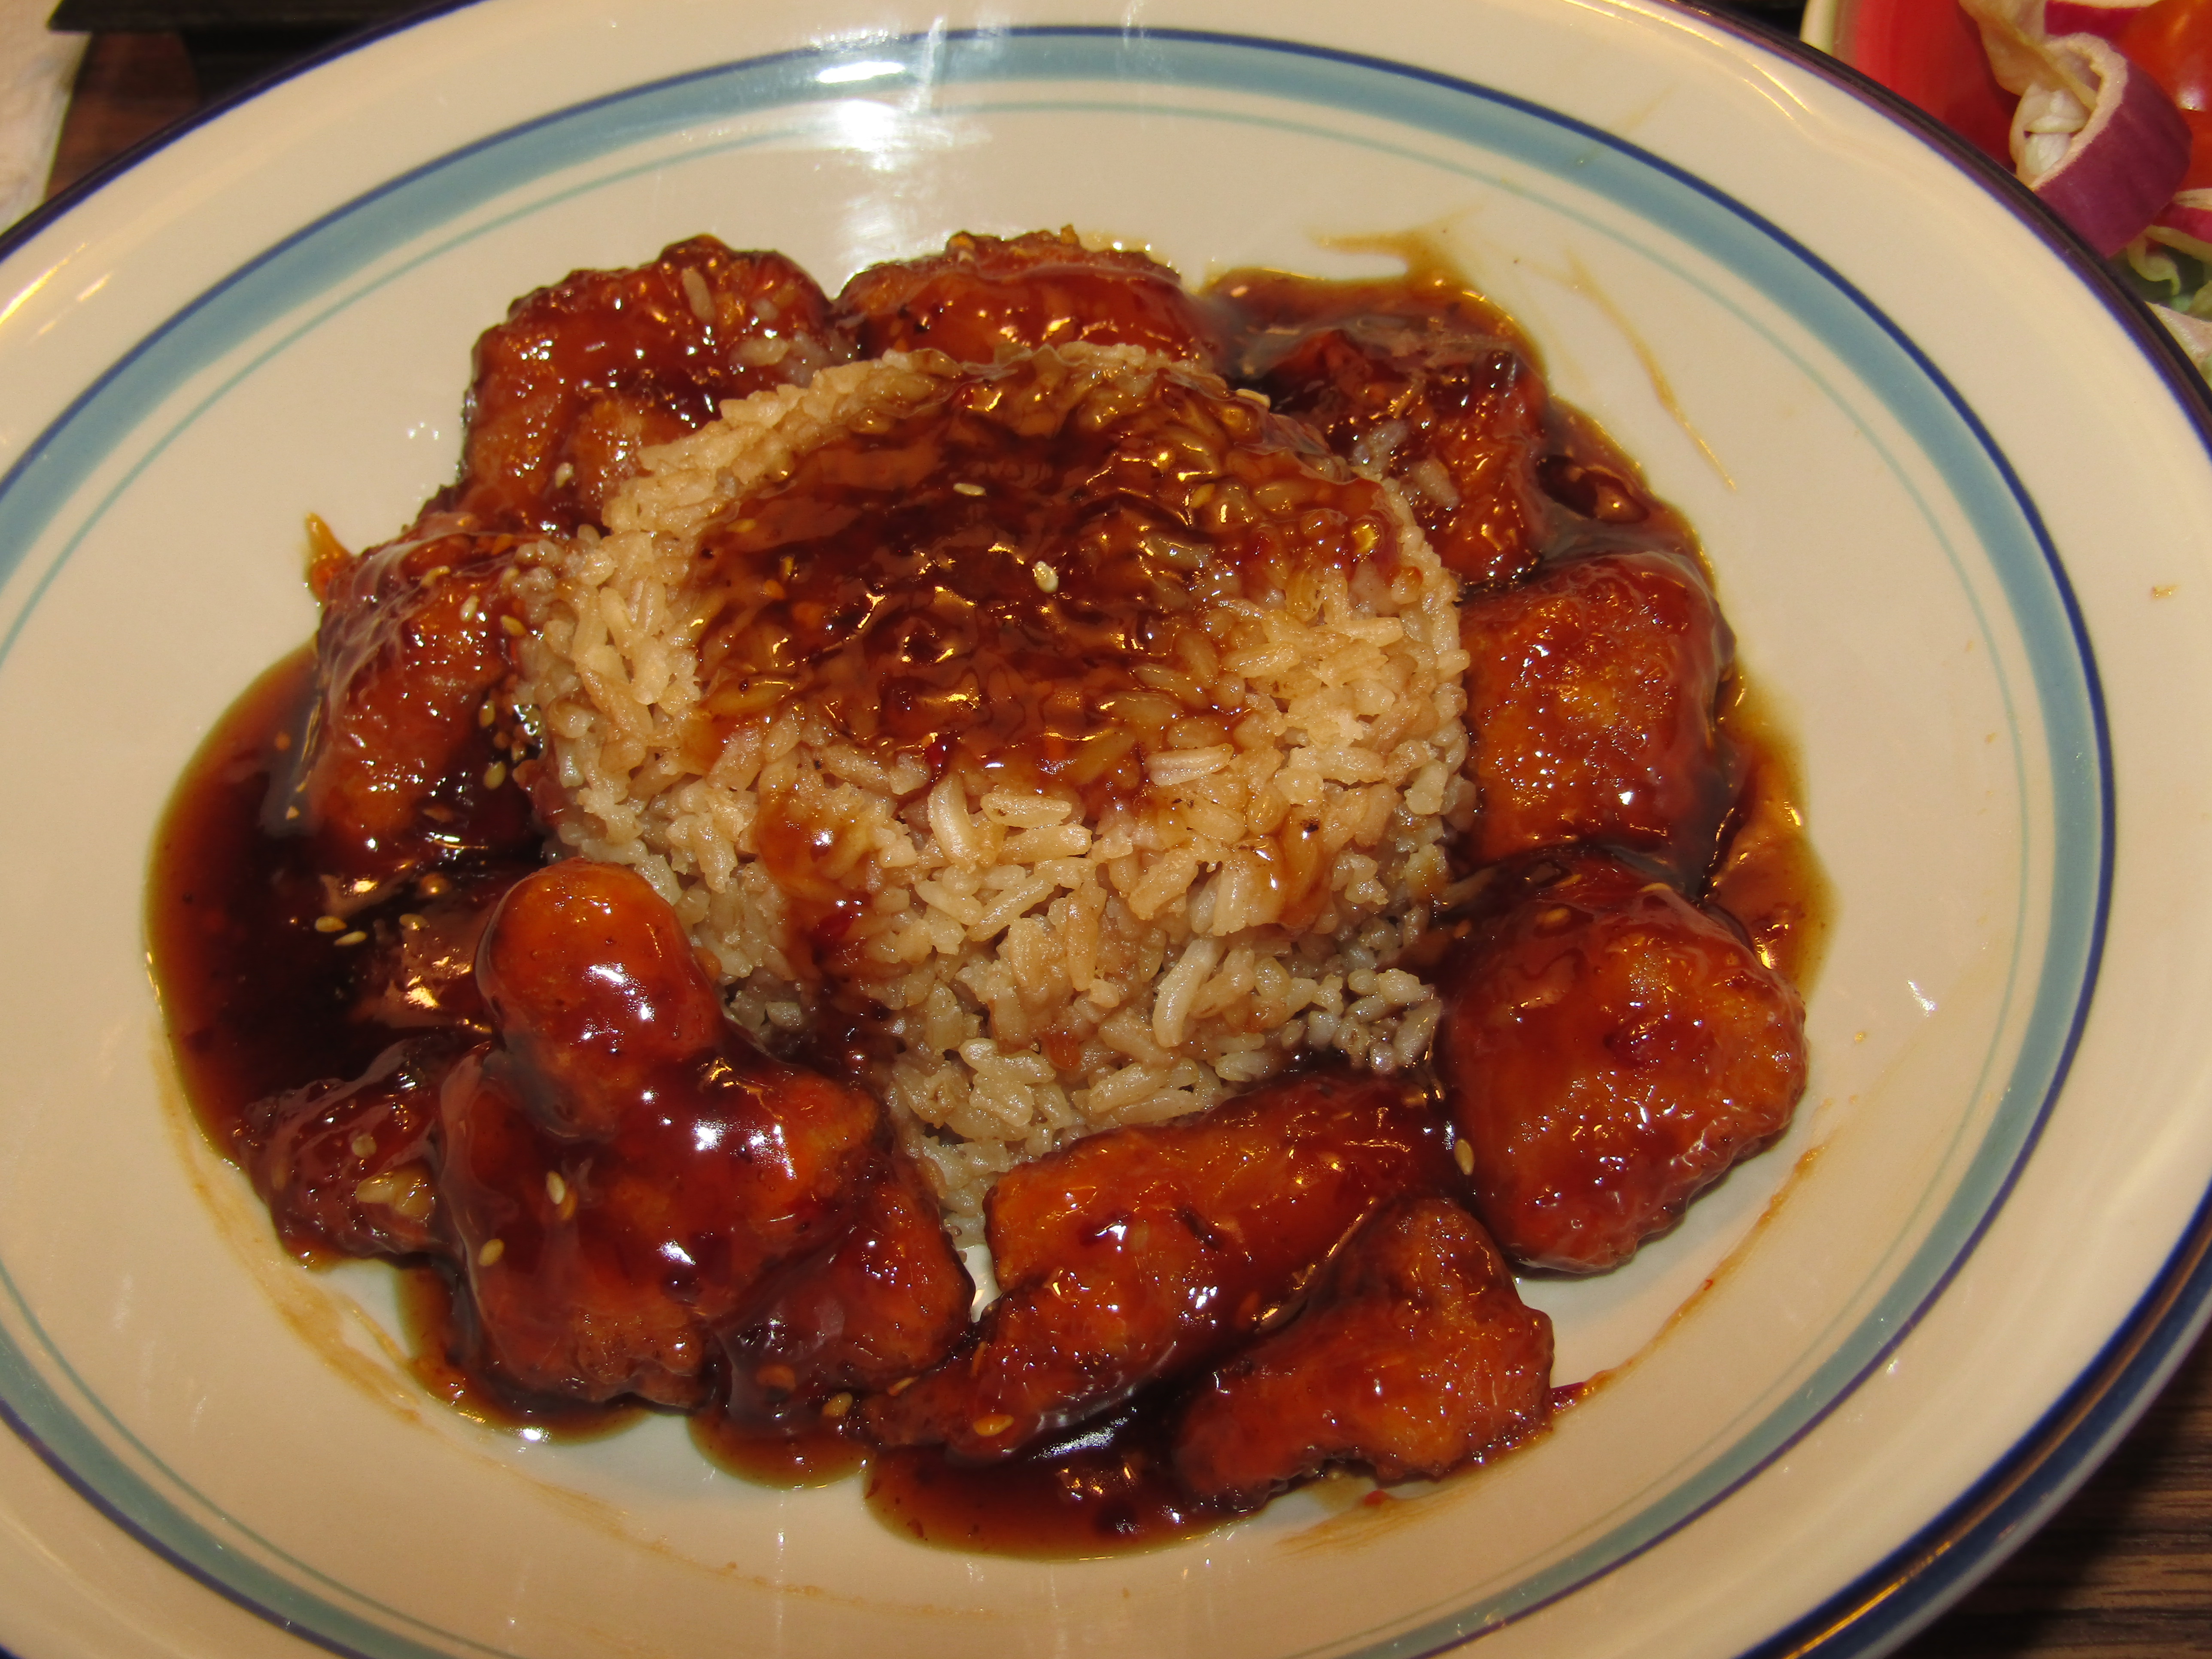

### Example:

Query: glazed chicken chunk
xmin=1173 ymin=1195 xmax=1553 ymax=1508
xmin=718 ymin=1154 xmax=975 ymax=1432
xmin=1436 ymin=853 xmax=1808 ymax=1272
xmin=436 ymin=860 xmax=956 ymax=1408
xmin=862 ymin=1069 xmax=1466 ymax=1461
xmin=1458 ymin=549 xmax=1735 ymax=877
xmin=446 ymin=237 xmax=846 ymax=535
xmin=834 ymin=228 xmax=1228 ymax=366
xmin=1248 ymin=310 xmax=1553 ymax=585
xmin=290 ymin=529 xmax=538 ymax=885
xmin=239 ymin=1035 xmax=456 ymax=1262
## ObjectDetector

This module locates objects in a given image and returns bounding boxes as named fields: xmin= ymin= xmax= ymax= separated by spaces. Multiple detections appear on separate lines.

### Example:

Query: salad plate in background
xmin=1807 ymin=0 xmax=2212 ymax=367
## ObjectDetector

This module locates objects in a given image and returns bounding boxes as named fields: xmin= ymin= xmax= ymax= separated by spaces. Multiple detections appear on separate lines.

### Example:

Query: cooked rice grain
xmin=512 ymin=344 xmax=1473 ymax=1231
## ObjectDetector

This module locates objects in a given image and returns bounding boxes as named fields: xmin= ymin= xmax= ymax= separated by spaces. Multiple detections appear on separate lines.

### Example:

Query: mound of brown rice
xmin=511 ymin=343 xmax=1474 ymax=1233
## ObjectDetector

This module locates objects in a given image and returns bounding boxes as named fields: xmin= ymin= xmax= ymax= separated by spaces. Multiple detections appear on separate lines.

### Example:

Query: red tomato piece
xmin=2119 ymin=0 xmax=2212 ymax=188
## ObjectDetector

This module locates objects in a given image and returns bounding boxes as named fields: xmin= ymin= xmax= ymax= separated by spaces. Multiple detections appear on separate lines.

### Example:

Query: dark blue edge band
xmin=0 ymin=6 xmax=2154 ymax=1657
xmin=1744 ymin=1179 xmax=2212 ymax=1659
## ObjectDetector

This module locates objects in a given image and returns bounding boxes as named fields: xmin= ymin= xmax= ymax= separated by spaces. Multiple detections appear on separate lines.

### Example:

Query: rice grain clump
xmin=513 ymin=342 xmax=1472 ymax=1230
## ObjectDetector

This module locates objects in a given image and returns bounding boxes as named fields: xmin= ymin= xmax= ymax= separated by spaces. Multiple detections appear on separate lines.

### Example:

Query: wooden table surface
xmin=32 ymin=20 xmax=2212 ymax=1659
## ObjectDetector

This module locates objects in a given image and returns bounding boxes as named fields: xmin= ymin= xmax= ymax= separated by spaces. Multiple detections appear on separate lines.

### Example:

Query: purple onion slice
xmin=2011 ymin=33 xmax=2192 ymax=256
xmin=2154 ymin=187 xmax=2212 ymax=253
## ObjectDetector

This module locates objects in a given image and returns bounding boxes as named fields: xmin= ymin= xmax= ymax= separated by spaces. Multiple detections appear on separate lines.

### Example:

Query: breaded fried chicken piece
xmin=836 ymin=229 xmax=1227 ymax=367
xmin=861 ymin=1068 xmax=1462 ymax=1461
xmin=1173 ymin=1195 xmax=1552 ymax=1508
xmin=291 ymin=529 xmax=537 ymax=885
xmin=1436 ymin=853 xmax=1807 ymax=1272
xmin=1458 ymin=549 xmax=1735 ymax=878
xmin=239 ymin=1035 xmax=458 ymax=1262
xmin=437 ymin=861 xmax=884 ymax=1407
xmin=447 ymin=237 xmax=846 ymax=535
xmin=1231 ymin=267 xmax=1685 ymax=589
xmin=1249 ymin=307 xmax=1558 ymax=586
xmin=719 ymin=1153 xmax=974 ymax=1431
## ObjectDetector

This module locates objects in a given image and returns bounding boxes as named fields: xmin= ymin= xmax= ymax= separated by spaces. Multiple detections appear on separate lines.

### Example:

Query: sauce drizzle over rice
xmin=514 ymin=344 xmax=1473 ymax=1228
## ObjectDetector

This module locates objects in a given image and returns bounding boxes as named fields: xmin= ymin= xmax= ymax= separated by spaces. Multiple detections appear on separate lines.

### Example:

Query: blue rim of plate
xmin=0 ymin=6 xmax=2149 ymax=1656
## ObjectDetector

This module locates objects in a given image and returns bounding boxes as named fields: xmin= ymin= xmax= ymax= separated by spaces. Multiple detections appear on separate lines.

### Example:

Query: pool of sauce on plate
xmin=144 ymin=253 xmax=1828 ymax=1557
xmin=860 ymin=1399 xmax=1224 ymax=1555
xmin=146 ymin=647 xmax=537 ymax=1155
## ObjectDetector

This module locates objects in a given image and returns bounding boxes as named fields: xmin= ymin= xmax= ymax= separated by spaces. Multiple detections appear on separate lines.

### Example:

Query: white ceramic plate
xmin=5 ymin=1 xmax=2212 ymax=1654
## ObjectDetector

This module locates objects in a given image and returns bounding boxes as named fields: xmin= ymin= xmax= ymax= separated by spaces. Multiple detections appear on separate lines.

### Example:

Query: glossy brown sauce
xmin=145 ymin=240 xmax=1826 ymax=1557
xmin=863 ymin=1402 xmax=1219 ymax=1556
xmin=149 ymin=646 xmax=340 ymax=1145
xmin=442 ymin=239 xmax=844 ymax=538
xmin=146 ymin=647 xmax=534 ymax=1161
xmin=1710 ymin=683 xmax=1832 ymax=989
xmin=687 ymin=354 xmax=1397 ymax=804
xmin=693 ymin=1404 xmax=871 ymax=1488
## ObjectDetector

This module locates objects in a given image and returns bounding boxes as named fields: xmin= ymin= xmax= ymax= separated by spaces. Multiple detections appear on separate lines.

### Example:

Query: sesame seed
xmin=501 ymin=614 xmax=525 ymax=636
xmin=334 ymin=930 xmax=368 ymax=947
xmin=477 ymin=700 xmax=495 ymax=728
xmin=476 ymin=1238 xmax=504 ymax=1267
xmin=349 ymin=1133 xmax=377 ymax=1159
xmin=1031 ymin=560 xmax=1059 ymax=593
xmin=416 ymin=873 xmax=451 ymax=897
xmin=970 ymin=1413 xmax=1016 ymax=1438
xmin=1453 ymin=1138 xmax=1475 ymax=1176
xmin=283 ymin=805 xmax=300 ymax=820
xmin=271 ymin=731 xmax=292 ymax=751
xmin=755 ymin=1363 xmax=799 ymax=1394
xmin=820 ymin=1392 xmax=854 ymax=1420
xmin=679 ymin=265 xmax=714 ymax=324
xmin=390 ymin=1177 xmax=435 ymax=1224
xmin=459 ymin=594 xmax=480 ymax=622
xmin=425 ymin=565 xmax=450 ymax=582
xmin=398 ymin=912 xmax=426 ymax=932
xmin=887 ymin=1376 xmax=916 ymax=1396
xmin=313 ymin=915 xmax=346 ymax=933
xmin=544 ymin=1170 xmax=567 ymax=1206
xmin=483 ymin=761 xmax=509 ymax=790
xmin=952 ymin=480 xmax=986 ymax=496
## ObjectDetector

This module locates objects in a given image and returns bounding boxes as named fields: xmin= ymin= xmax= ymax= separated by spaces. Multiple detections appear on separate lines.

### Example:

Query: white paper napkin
xmin=0 ymin=0 xmax=88 ymax=233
